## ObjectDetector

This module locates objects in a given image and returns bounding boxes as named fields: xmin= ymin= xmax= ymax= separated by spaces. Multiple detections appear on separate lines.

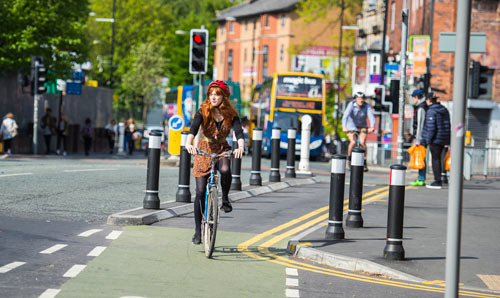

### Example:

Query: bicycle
xmin=196 ymin=148 xmax=232 ymax=258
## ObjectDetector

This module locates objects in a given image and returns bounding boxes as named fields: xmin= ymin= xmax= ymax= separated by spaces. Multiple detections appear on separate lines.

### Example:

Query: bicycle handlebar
xmin=196 ymin=148 xmax=233 ymax=159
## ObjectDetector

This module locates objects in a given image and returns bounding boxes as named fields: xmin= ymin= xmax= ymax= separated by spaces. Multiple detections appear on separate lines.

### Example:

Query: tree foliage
xmin=0 ymin=0 xmax=90 ymax=77
xmin=122 ymin=42 xmax=166 ymax=121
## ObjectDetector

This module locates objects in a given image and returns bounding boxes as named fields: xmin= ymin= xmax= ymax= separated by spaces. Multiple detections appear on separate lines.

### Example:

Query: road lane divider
xmin=78 ymin=229 xmax=103 ymax=237
xmin=40 ymin=244 xmax=67 ymax=254
xmin=237 ymin=186 xmax=499 ymax=298
xmin=0 ymin=173 xmax=33 ymax=178
xmin=0 ymin=261 xmax=26 ymax=273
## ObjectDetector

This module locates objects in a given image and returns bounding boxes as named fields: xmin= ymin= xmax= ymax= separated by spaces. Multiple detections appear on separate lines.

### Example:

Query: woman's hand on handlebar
xmin=185 ymin=144 xmax=197 ymax=155
xmin=233 ymin=147 xmax=244 ymax=159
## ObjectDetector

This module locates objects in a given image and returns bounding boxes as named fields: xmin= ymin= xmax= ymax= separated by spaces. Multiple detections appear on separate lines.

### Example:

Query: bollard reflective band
xmin=232 ymin=175 xmax=240 ymax=178
xmin=351 ymin=151 xmax=364 ymax=166
xmin=286 ymin=166 xmax=295 ymax=169
xmin=149 ymin=135 xmax=162 ymax=149
xmin=288 ymin=129 xmax=296 ymax=139
xmin=387 ymin=238 xmax=403 ymax=242
xmin=331 ymin=158 xmax=346 ymax=174
xmin=390 ymin=169 xmax=406 ymax=186
xmin=253 ymin=129 xmax=263 ymax=141
xmin=328 ymin=220 xmax=343 ymax=224
xmin=180 ymin=133 xmax=188 ymax=147
xmin=178 ymin=185 xmax=189 ymax=188
xmin=348 ymin=209 xmax=362 ymax=213
xmin=146 ymin=190 xmax=159 ymax=193
xmin=272 ymin=128 xmax=281 ymax=139
xmin=251 ymin=170 xmax=261 ymax=174
xmin=270 ymin=168 xmax=279 ymax=171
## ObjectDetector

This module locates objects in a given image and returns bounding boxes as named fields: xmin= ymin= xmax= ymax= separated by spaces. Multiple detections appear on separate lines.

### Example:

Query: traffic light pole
xmin=32 ymin=60 xmax=40 ymax=155
xmin=397 ymin=3 xmax=409 ymax=164
xmin=334 ymin=0 xmax=345 ymax=134
xmin=445 ymin=0 xmax=472 ymax=296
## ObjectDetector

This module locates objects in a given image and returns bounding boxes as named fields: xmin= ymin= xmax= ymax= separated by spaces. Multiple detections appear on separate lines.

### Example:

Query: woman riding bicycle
xmin=341 ymin=91 xmax=376 ymax=172
xmin=185 ymin=80 xmax=245 ymax=245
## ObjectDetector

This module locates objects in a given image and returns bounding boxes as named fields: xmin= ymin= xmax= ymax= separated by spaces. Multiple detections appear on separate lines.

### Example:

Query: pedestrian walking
xmin=41 ymin=108 xmax=56 ymax=154
xmin=0 ymin=113 xmax=19 ymax=156
xmin=125 ymin=118 xmax=137 ymax=155
xmin=81 ymin=118 xmax=94 ymax=156
xmin=410 ymin=89 xmax=428 ymax=186
xmin=419 ymin=92 xmax=451 ymax=189
xmin=184 ymin=80 xmax=245 ymax=245
xmin=341 ymin=91 xmax=376 ymax=171
xmin=105 ymin=119 xmax=118 ymax=154
xmin=56 ymin=114 xmax=69 ymax=156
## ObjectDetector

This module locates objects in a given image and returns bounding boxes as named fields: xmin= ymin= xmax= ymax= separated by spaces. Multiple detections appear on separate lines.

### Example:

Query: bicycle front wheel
xmin=203 ymin=187 xmax=218 ymax=258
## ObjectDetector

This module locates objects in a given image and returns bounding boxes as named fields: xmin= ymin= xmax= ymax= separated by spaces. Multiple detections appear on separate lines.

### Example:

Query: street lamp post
xmin=334 ymin=0 xmax=345 ymax=135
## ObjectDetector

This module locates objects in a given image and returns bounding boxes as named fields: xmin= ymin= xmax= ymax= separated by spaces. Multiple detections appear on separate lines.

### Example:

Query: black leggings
xmin=193 ymin=157 xmax=231 ymax=235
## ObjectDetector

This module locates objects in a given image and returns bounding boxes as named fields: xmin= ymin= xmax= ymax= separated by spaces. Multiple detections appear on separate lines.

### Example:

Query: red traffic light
xmin=374 ymin=88 xmax=382 ymax=94
xmin=193 ymin=34 xmax=202 ymax=44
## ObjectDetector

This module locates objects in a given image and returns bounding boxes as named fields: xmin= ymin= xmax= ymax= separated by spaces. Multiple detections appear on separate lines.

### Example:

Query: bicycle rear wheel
xmin=203 ymin=187 xmax=218 ymax=258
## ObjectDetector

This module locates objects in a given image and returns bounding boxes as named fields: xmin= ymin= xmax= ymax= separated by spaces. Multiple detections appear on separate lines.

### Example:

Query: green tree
xmin=121 ymin=42 xmax=166 ymax=122
xmin=0 ymin=0 xmax=90 ymax=77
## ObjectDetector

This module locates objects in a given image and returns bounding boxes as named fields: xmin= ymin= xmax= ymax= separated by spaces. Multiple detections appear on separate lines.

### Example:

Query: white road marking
xmin=78 ymin=229 xmax=103 ymax=237
xmin=0 ymin=173 xmax=33 ymax=178
xmin=286 ymin=268 xmax=298 ymax=276
xmin=88 ymin=246 xmax=107 ymax=257
xmin=38 ymin=289 xmax=61 ymax=298
xmin=40 ymin=244 xmax=67 ymax=254
xmin=286 ymin=278 xmax=299 ymax=287
xmin=0 ymin=261 xmax=26 ymax=273
xmin=63 ymin=264 xmax=86 ymax=278
xmin=285 ymin=289 xmax=300 ymax=297
xmin=63 ymin=169 xmax=117 ymax=173
xmin=106 ymin=230 xmax=122 ymax=240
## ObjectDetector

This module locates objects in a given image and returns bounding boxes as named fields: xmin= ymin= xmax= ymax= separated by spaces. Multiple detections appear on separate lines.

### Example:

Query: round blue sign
xmin=168 ymin=115 xmax=185 ymax=131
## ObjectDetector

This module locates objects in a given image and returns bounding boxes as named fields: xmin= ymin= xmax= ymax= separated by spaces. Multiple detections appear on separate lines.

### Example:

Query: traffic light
xmin=35 ymin=63 xmax=47 ymax=94
xmin=470 ymin=61 xmax=488 ymax=98
xmin=389 ymin=79 xmax=400 ymax=114
xmin=189 ymin=29 xmax=209 ymax=74
xmin=373 ymin=87 xmax=383 ymax=111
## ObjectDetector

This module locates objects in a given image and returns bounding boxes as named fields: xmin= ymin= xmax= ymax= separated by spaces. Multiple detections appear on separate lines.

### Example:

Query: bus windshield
xmin=276 ymin=75 xmax=323 ymax=98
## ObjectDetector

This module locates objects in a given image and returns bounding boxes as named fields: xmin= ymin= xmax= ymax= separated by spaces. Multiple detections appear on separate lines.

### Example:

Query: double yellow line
xmin=237 ymin=186 xmax=499 ymax=298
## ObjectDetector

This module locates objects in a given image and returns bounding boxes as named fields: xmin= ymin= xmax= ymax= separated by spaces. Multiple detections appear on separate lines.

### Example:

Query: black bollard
xmin=231 ymin=134 xmax=242 ymax=191
xmin=269 ymin=127 xmax=281 ymax=182
xmin=176 ymin=131 xmax=192 ymax=203
xmin=285 ymin=128 xmax=296 ymax=178
xmin=250 ymin=128 xmax=263 ymax=186
xmin=143 ymin=132 xmax=162 ymax=209
xmin=345 ymin=147 xmax=365 ymax=228
xmin=325 ymin=154 xmax=347 ymax=240
xmin=383 ymin=164 xmax=407 ymax=260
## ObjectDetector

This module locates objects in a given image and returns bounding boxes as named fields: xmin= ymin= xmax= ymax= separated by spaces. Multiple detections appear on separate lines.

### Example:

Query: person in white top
xmin=1 ymin=113 xmax=18 ymax=155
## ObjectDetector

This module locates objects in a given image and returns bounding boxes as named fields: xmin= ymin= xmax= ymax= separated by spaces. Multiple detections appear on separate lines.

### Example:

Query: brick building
xmin=212 ymin=0 xmax=343 ymax=100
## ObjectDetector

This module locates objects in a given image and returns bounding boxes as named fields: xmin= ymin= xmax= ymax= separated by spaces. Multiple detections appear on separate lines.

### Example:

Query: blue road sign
xmin=385 ymin=64 xmax=399 ymax=71
xmin=168 ymin=115 xmax=185 ymax=131
xmin=66 ymin=82 xmax=82 ymax=95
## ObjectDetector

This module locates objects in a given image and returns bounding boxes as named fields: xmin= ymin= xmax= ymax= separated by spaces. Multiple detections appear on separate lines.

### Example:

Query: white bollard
xmin=297 ymin=114 xmax=312 ymax=175
xmin=117 ymin=122 xmax=125 ymax=155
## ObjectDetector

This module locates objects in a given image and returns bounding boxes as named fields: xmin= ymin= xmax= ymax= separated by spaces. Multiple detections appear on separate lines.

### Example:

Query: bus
xmin=249 ymin=72 xmax=326 ymax=157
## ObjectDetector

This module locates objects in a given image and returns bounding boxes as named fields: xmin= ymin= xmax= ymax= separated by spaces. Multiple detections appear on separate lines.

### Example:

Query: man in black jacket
xmin=410 ymin=89 xmax=428 ymax=186
xmin=420 ymin=93 xmax=451 ymax=189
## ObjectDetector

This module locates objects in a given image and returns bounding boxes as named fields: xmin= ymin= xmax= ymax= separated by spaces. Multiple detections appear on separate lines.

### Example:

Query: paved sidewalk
xmin=287 ymin=178 xmax=500 ymax=293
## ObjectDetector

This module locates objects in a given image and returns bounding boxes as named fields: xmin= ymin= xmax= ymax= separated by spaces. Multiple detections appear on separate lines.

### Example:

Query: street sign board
xmin=385 ymin=64 xmax=399 ymax=71
xmin=168 ymin=115 xmax=185 ymax=131
xmin=438 ymin=32 xmax=486 ymax=53
xmin=66 ymin=82 xmax=82 ymax=95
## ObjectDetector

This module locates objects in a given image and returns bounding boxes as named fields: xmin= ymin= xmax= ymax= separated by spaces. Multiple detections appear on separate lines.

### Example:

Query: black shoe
xmin=364 ymin=164 xmax=369 ymax=172
xmin=221 ymin=200 xmax=232 ymax=213
xmin=192 ymin=233 xmax=201 ymax=245
xmin=426 ymin=181 xmax=442 ymax=189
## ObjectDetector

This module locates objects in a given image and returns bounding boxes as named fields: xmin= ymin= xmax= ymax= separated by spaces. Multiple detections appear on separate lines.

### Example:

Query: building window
xmin=262 ymin=46 xmax=269 ymax=79
xmin=228 ymin=49 xmax=233 ymax=81
xmin=221 ymin=25 xmax=224 ymax=35
xmin=244 ymin=48 xmax=247 ymax=62
xmin=230 ymin=22 xmax=234 ymax=33
xmin=252 ymin=47 xmax=255 ymax=62
xmin=390 ymin=2 xmax=396 ymax=32
xmin=253 ymin=19 xmax=257 ymax=30
xmin=245 ymin=20 xmax=248 ymax=31
xmin=220 ymin=51 xmax=224 ymax=65
xmin=265 ymin=15 xmax=269 ymax=28
xmin=281 ymin=15 xmax=285 ymax=26
xmin=280 ymin=45 xmax=284 ymax=61
xmin=370 ymin=53 xmax=380 ymax=75
xmin=368 ymin=0 xmax=377 ymax=10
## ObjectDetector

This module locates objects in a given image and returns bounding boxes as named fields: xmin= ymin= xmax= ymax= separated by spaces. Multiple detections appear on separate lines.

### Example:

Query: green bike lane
xmin=57 ymin=225 xmax=288 ymax=297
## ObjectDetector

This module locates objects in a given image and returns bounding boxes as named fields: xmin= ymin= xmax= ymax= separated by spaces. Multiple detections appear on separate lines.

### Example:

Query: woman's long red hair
xmin=200 ymin=86 xmax=238 ymax=131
